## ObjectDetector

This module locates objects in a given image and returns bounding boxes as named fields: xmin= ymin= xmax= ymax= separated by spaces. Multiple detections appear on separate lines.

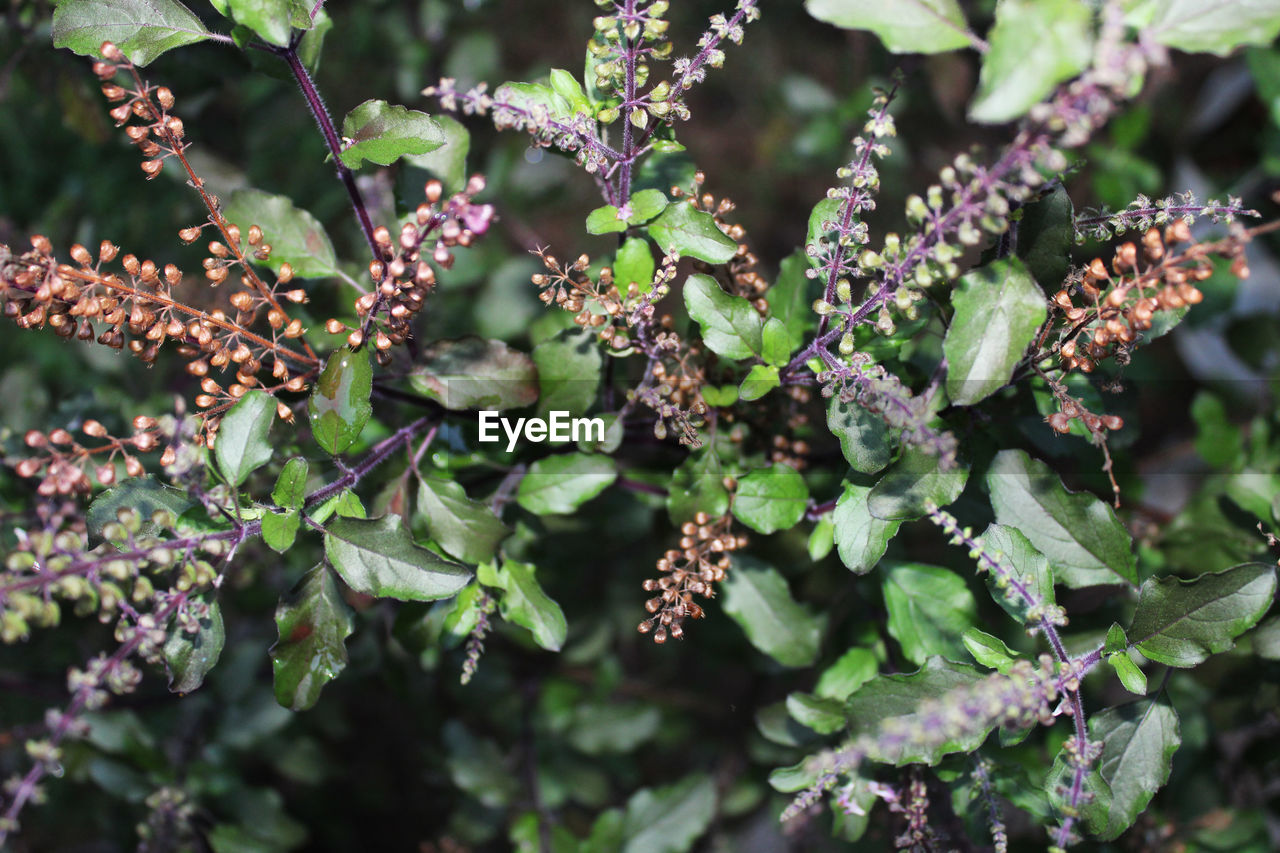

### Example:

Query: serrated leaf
xmin=532 ymin=328 xmax=601 ymax=419
xmin=970 ymin=0 xmax=1092 ymax=123
xmin=324 ymin=515 xmax=472 ymax=601
xmin=222 ymin=189 xmax=337 ymax=278
xmin=215 ymin=390 xmax=275 ymax=487
xmin=722 ymin=556 xmax=825 ymax=667
xmin=832 ymin=481 xmax=900 ymax=574
xmin=868 ymin=447 xmax=968 ymax=520
xmin=667 ymin=449 xmax=729 ymax=524
xmin=987 ymin=449 xmax=1137 ymax=587
xmin=308 ymin=347 xmax=372 ymax=455
xmin=1128 ymin=563 xmax=1277 ymax=667
xmin=271 ymin=457 xmax=309 ymax=509
xmin=622 ymin=774 xmax=716 ymax=853
xmin=828 ymin=397 xmax=892 ymax=474
xmin=882 ymin=563 xmax=977 ymax=665
xmin=261 ymin=508 xmax=300 ymax=553
xmin=163 ymin=598 xmax=224 ymax=693
xmin=516 ymin=453 xmax=616 ymax=515
xmin=269 ymin=566 xmax=353 ymax=710
xmin=980 ymin=523 xmax=1056 ymax=624
xmin=805 ymin=0 xmax=973 ymax=54
xmin=1049 ymin=697 xmax=1180 ymax=840
xmin=684 ymin=274 xmax=764 ymax=360
xmin=738 ymin=364 xmax=779 ymax=401
xmin=409 ymin=336 xmax=539 ymax=411
xmin=944 ymin=257 xmax=1047 ymax=405
xmin=493 ymin=559 xmax=566 ymax=651
xmin=731 ymin=463 xmax=808 ymax=535
xmin=417 ymin=477 xmax=509 ymax=565
xmin=845 ymin=657 xmax=989 ymax=764
xmin=1144 ymin=0 xmax=1280 ymax=56
xmin=649 ymin=204 xmax=739 ymax=264
xmin=53 ymin=0 xmax=213 ymax=66
xmin=339 ymin=100 xmax=444 ymax=169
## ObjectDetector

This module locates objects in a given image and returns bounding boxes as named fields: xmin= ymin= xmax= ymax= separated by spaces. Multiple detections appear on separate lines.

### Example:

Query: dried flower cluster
xmin=329 ymin=177 xmax=494 ymax=364
xmin=637 ymin=510 xmax=744 ymax=643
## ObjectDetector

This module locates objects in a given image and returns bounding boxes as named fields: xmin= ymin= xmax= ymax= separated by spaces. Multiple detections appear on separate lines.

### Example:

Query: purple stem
xmin=617 ymin=0 xmax=640 ymax=204
xmin=275 ymin=44 xmax=379 ymax=257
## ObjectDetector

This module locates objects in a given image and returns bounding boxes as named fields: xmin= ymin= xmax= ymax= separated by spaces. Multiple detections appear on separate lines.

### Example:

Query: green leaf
xmin=980 ymin=523 xmax=1056 ymax=624
xmin=987 ymin=450 xmax=1137 ymax=587
xmin=809 ymin=515 xmax=835 ymax=561
xmin=222 ymin=189 xmax=338 ymax=278
xmin=882 ymin=563 xmax=977 ymax=665
xmin=163 ymin=598 xmax=224 ymax=694
xmin=944 ymin=257 xmax=1047 ymax=405
xmin=622 ymin=774 xmax=716 ymax=853
xmin=626 ymin=189 xmax=668 ymax=224
xmin=832 ymin=481 xmax=900 ymax=574
xmin=338 ymin=100 xmax=445 ymax=169
xmin=828 ymin=397 xmax=892 ymax=474
xmin=738 ymin=364 xmax=779 ymax=401
xmin=404 ymin=114 xmax=470 ymax=193
xmin=787 ymin=692 xmax=847 ymax=734
xmin=815 ymin=647 xmax=879 ymax=700
xmin=1016 ymin=186 xmax=1075 ymax=291
xmin=269 ymin=566 xmax=353 ymax=711
xmin=53 ymin=0 xmax=213 ymax=65
xmin=493 ymin=81 xmax=572 ymax=122
xmin=684 ymin=274 xmax=764 ymax=360
xmin=1191 ymin=391 xmax=1243 ymax=467
xmin=805 ymin=0 xmax=973 ymax=54
xmin=493 ymin=559 xmax=566 ymax=651
xmin=548 ymin=68 xmax=592 ymax=115
xmin=845 ymin=658 xmax=988 ymax=764
xmin=409 ymin=336 xmax=539 ymax=411
xmin=961 ymin=628 xmax=1017 ymax=673
xmin=1143 ymin=0 xmax=1280 ymax=56
xmin=212 ymin=0 xmax=298 ymax=46
xmin=586 ymin=205 xmax=628 ymax=235
xmin=768 ymin=251 xmax=816 ymax=351
xmin=722 ymin=556 xmax=825 ymax=667
xmin=1128 ymin=563 xmax=1277 ymax=667
xmin=86 ymin=477 xmax=193 ymax=541
xmin=614 ymin=237 xmax=655 ymax=293
xmin=731 ymin=463 xmax=809 ymax=535
xmin=308 ymin=346 xmax=372 ymax=455
xmin=215 ymin=389 xmax=275 ymax=487
xmin=667 ymin=449 xmax=729 ymax=524
xmin=444 ymin=720 xmax=520 ymax=807
xmin=1251 ymin=615 xmax=1280 ymax=660
xmin=649 ymin=204 xmax=739 ymax=264
xmin=532 ymin=329 xmax=601 ymax=419
xmin=516 ymin=453 xmax=617 ymax=515
xmin=1108 ymin=651 xmax=1148 ymax=694
xmin=261 ymin=508 xmax=300 ymax=553
xmin=969 ymin=0 xmax=1092 ymax=124
xmin=1049 ymin=697 xmax=1180 ymax=840
xmin=867 ymin=447 xmax=968 ymax=521
xmin=699 ymin=384 xmax=738 ymax=407
xmin=271 ymin=457 xmax=309 ymax=509
xmin=568 ymin=703 xmax=661 ymax=754
xmin=417 ymin=477 xmax=509 ymax=566
xmin=760 ymin=317 xmax=792 ymax=367
xmin=324 ymin=515 xmax=472 ymax=601
xmin=296 ymin=5 xmax=330 ymax=74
